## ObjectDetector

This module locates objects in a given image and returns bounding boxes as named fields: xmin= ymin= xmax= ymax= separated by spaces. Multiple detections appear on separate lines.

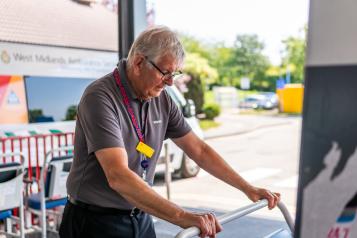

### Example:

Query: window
xmin=25 ymin=76 xmax=94 ymax=122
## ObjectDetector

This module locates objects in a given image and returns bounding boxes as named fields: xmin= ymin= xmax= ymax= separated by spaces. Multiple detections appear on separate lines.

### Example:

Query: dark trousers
xmin=59 ymin=202 xmax=156 ymax=238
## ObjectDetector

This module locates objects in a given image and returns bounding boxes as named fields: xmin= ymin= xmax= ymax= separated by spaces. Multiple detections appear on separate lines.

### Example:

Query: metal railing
xmin=164 ymin=142 xmax=171 ymax=200
xmin=175 ymin=199 xmax=294 ymax=238
xmin=0 ymin=132 xmax=74 ymax=199
xmin=0 ymin=132 xmax=74 ymax=182
xmin=38 ymin=146 xmax=74 ymax=238
xmin=0 ymin=152 xmax=26 ymax=238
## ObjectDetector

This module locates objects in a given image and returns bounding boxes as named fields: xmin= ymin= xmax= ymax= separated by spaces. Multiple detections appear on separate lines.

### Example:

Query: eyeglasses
xmin=145 ymin=57 xmax=183 ymax=81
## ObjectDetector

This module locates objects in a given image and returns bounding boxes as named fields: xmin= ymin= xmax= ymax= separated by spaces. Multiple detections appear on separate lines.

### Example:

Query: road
xmin=153 ymin=116 xmax=301 ymax=237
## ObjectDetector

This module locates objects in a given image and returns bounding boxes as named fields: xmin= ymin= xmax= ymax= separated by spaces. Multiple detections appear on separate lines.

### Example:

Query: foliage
xmin=199 ymin=119 xmax=221 ymax=131
xmin=183 ymin=53 xmax=218 ymax=113
xmin=180 ymin=35 xmax=212 ymax=60
xmin=178 ymin=28 xmax=306 ymax=93
xmin=184 ymin=53 xmax=218 ymax=85
xmin=209 ymin=44 xmax=236 ymax=86
xmin=251 ymin=75 xmax=277 ymax=91
xmin=184 ymin=73 xmax=205 ymax=113
xmin=281 ymin=26 xmax=307 ymax=83
xmin=203 ymin=103 xmax=221 ymax=120
xmin=204 ymin=90 xmax=215 ymax=105
xmin=209 ymin=34 xmax=271 ymax=89
xmin=65 ymin=105 xmax=77 ymax=121
xmin=29 ymin=109 xmax=43 ymax=123
xmin=232 ymin=34 xmax=271 ymax=88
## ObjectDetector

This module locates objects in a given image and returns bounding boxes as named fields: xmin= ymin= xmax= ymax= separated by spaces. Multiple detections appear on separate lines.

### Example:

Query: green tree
xmin=281 ymin=27 xmax=307 ymax=83
xmin=210 ymin=44 xmax=237 ymax=86
xmin=65 ymin=105 xmax=77 ymax=121
xmin=180 ymin=34 xmax=212 ymax=60
xmin=183 ymin=53 xmax=218 ymax=113
xmin=29 ymin=109 xmax=43 ymax=123
xmin=178 ymin=33 xmax=273 ymax=90
xmin=232 ymin=34 xmax=270 ymax=89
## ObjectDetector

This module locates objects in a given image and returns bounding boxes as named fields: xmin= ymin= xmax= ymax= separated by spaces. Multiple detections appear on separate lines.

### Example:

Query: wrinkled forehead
xmin=154 ymin=53 xmax=184 ymax=71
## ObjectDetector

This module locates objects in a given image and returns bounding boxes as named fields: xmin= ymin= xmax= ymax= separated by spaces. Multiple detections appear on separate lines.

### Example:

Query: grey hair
xmin=127 ymin=25 xmax=185 ymax=68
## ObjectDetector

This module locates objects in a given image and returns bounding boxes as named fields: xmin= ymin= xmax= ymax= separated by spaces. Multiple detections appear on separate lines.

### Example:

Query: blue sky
xmin=151 ymin=0 xmax=310 ymax=65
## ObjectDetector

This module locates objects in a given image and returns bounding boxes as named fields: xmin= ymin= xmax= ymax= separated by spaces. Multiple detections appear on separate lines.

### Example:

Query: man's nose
xmin=164 ymin=77 xmax=173 ymax=86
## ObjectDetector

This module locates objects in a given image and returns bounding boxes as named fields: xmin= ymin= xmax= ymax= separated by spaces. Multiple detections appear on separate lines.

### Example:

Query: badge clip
xmin=136 ymin=141 xmax=155 ymax=158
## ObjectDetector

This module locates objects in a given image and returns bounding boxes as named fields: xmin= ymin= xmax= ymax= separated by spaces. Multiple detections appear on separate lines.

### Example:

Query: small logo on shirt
xmin=153 ymin=120 xmax=162 ymax=124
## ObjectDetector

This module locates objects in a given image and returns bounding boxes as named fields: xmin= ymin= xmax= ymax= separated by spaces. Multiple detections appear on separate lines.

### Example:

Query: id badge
xmin=136 ymin=141 xmax=155 ymax=158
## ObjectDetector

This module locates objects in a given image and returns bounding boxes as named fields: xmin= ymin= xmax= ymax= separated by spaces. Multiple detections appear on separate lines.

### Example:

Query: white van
xmin=0 ymin=85 xmax=203 ymax=178
xmin=155 ymin=86 xmax=203 ymax=178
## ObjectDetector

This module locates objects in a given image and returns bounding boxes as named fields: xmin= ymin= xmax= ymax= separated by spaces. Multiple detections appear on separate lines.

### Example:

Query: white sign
xmin=213 ymin=86 xmax=238 ymax=108
xmin=0 ymin=42 xmax=118 ymax=78
xmin=240 ymin=77 xmax=250 ymax=90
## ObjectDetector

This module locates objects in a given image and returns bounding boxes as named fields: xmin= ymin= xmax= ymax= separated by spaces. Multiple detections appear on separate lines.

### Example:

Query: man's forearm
xmin=107 ymin=168 xmax=186 ymax=225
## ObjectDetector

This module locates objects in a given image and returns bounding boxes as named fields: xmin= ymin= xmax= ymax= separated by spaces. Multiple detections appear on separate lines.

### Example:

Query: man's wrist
xmin=171 ymin=208 xmax=187 ymax=227
xmin=240 ymin=182 xmax=254 ymax=195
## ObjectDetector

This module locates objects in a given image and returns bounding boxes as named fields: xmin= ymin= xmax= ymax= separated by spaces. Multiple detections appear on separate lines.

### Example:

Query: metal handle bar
xmin=40 ymin=145 xmax=74 ymax=181
xmin=175 ymin=199 xmax=294 ymax=238
xmin=277 ymin=201 xmax=294 ymax=233
xmin=0 ymin=152 xmax=26 ymax=175
xmin=39 ymin=146 xmax=74 ymax=238
xmin=0 ymin=152 xmax=26 ymax=165
xmin=40 ymin=145 xmax=74 ymax=191
xmin=0 ymin=152 xmax=26 ymax=238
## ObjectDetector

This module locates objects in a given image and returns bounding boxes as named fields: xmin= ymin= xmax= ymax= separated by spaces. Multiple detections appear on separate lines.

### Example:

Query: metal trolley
xmin=0 ymin=152 xmax=26 ymax=238
xmin=175 ymin=199 xmax=294 ymax=238
xmin=26 ymin=146 xmax=74 ymax=238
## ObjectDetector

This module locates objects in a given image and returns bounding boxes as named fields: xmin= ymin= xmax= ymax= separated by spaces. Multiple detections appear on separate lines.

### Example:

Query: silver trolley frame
xmin=37 ymin=146 xmax=74 ymax=238
xmin=175 ymin=199 xmax=294 ymax=238
xmin=0 ymin=152 xmax=26 ymax=238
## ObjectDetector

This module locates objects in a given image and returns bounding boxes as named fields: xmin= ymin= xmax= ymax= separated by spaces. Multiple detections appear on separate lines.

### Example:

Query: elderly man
xmin=59 ymin=25 xmax=280 ymax=238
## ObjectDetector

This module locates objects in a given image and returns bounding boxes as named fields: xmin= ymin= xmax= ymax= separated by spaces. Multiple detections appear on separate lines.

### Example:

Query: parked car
xmin=155 ymin=85 xmax=204 ymax=178
xmin=259 ymin=92 xmax=279 ymax=109
xmin=239 ymin=92 xmax=278 ymax=110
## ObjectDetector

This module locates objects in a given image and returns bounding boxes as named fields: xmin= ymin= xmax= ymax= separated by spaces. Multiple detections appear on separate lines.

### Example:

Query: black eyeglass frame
xmin=145 ymin=56 xmax=183 ymax=81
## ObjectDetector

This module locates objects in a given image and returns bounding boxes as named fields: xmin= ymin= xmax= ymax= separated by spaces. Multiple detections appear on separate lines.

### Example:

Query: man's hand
xmin=244 ymin=185 xmax=281 ymax=209
xmin=177 ymin=211 xmax=223 ymax=238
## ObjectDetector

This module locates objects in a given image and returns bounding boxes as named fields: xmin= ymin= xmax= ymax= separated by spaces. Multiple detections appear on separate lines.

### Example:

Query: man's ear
xmin=132 ymin=55 xmax=145 ymax=75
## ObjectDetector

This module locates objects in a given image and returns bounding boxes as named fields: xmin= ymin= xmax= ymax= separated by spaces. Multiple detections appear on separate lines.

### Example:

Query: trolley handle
xmin=38 ymin=146 xmax=74 ymax=238
xmin=40 ymin=145 xmax=74 ymax=185
xmin=175 ymin=199 xmax=294 ymax=238
xmin=0 ymin=151 xmax=26 ymax=165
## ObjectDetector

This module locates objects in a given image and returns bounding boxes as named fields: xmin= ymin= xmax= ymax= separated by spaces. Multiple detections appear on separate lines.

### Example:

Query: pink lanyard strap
xmin=113 ymin=68 xmax=144 ymax=142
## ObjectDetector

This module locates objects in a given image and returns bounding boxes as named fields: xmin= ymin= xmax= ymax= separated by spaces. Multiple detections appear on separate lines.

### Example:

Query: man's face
xmin=139 ymin=54 xmax=181 ymax=99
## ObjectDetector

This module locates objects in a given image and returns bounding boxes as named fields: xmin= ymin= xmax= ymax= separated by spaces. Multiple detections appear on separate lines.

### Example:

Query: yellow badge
xmin=136 ymin=141 xmax=155 ymax=159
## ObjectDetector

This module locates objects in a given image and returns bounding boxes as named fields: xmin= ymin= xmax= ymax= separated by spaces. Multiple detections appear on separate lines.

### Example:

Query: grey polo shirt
xmin=67 ymin=59 xmax=191 ymax=209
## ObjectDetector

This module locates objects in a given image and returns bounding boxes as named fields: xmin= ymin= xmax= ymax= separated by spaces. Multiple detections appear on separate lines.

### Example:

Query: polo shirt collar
xmin=117 ymin=59 xmax=152 ymax=103
xmin=117 ymin=59 xmax=139 ymax=101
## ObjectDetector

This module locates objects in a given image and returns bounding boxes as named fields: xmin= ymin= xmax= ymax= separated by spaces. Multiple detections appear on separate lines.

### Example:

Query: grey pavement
xmin=204 ymin=109 xmax=297 ymax=140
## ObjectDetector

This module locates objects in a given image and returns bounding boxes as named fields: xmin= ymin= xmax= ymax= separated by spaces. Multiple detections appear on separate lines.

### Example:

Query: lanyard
xmin=113 ymin=68 xmax=145 ymax=142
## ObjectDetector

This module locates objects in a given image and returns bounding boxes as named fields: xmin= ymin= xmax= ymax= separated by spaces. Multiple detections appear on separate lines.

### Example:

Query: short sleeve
xmin=164 ymin=93 xmax=192 ymax=139
xmin=77 ymin=92 xmax=124 ymax=154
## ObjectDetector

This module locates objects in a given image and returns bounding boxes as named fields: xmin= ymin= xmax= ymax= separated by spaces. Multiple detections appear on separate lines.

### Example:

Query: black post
xmin=295 ymin=1 xmax=357 ymax=237
xmin=118 ymin=0 xmax=134 ymax=59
